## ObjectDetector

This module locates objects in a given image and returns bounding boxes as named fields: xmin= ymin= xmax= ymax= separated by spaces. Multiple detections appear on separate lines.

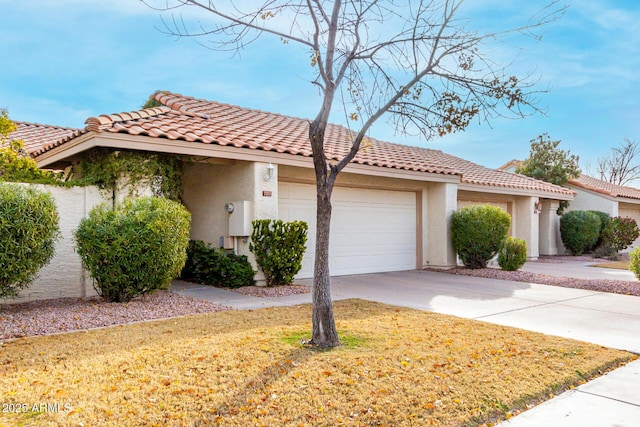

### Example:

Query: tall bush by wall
xmin=559 ymin=210 xmax=601 ymax=256
xmin=451 ymin=205 xmax=511 ymax=269
xmin=249 ymin=219 xmax=308 ymax=286
xmin=0 ymin=183 xmax=60 ymax=299
xmin=75 ymin=197 xmax=191 ymax=302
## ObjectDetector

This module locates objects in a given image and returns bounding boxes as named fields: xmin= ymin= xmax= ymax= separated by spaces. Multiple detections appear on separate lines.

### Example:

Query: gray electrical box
xmin=228 ymin=200 xmax=251 ymax=236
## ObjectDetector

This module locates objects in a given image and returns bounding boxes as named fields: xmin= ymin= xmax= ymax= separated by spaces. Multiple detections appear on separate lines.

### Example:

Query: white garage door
xmin=279 ymin=182 xmax=417 ymax=278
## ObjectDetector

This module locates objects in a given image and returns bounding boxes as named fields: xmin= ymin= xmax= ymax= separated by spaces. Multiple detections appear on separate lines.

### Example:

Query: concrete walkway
xmin=171 ymin=263 xmax=640 ymax=427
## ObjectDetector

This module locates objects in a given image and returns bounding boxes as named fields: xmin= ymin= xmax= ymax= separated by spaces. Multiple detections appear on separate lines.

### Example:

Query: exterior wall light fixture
xmin=534 ymin=199 xmax=543 ymax=214
xmin=264 ymin=162 xmax=275 ymax=182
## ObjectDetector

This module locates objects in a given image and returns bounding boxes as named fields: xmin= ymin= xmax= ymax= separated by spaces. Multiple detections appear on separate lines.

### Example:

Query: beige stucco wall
xmin=3 ymin=184 xmax=106 ymax=303
xmin=182 ymin=160 xmax=279 ymax=271
xmin=539 ymin=199 xmax=561 ymax=255
xmin=425 ymin=182 xmax=457 ymax=268
xmin=568 ymin=186 xmax=618 ymax=216
xmin=514 ymin=196 xmax=539 ymax=259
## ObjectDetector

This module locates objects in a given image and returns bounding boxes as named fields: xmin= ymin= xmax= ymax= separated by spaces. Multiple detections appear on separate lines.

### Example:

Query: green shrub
xmin=451 ymin=205 xmax=511 ymax=269
xmin=587 ymin=210 xmax=611 ymax=251
xmin=249 ymin=219 xmax=308 ymax=286
xmin=0 ymin=183 xmax=60 ymax=298
xmin=0 ymin=110 xmax=61 ymax=185
xmin=601 ymin=216 xmax=639 ymax=254
xmin=559 ymin=210 xmax=601 ymax=255
xmin=629 ymin=247 xmax=640 ymax=279
xmin=180 ymin=240 xmax=255 ymax=288
xmin=75 ymin=197 xmax=191 ymax=302
xmin=498 ymin=237 xmax=528 ymax=271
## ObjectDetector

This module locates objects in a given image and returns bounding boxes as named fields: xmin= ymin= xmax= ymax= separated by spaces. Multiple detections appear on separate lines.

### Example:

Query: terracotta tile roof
xmin=8 ymin=122 xmax=82 ymax=155
xmin=33 ymin=91 xmax=574 ymax=196
xmin=570 ymin=174 xmax=640 ymax=200
xmin=428 ymin=151 xmax=573 ymax=195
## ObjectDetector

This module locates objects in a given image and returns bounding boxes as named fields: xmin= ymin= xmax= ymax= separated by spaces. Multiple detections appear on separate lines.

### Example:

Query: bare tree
xmin=143 ymin=0 xmax=565 ymax=347
xmin=596 ymin=138 xmax=640 ymax=186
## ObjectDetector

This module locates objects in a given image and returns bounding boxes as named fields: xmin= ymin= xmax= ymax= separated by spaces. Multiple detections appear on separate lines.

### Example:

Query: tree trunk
xmin=311 ymin=178 xmax=340 ymax=347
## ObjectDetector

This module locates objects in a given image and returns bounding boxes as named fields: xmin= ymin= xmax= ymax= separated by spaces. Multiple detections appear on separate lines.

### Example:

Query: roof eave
xmin=458 ymin=182 xmax=575 ymax=200
xmin=35 ymin=132 xmax=462 ymax=183
xmin=568 ymin=183 xmax=640 ymax=204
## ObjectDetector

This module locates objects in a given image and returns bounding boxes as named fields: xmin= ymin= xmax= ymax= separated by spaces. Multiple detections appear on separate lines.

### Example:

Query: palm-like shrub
xmin=75 ymin=197 xmax=191 ymax=302
xmin=451 ymin=205 xmax=511 ymax=269
xmin=0 ymin=183 xmax=59 ymax=298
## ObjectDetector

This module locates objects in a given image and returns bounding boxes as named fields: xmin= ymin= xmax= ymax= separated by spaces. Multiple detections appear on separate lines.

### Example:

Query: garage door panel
xmin=279 ymin=183 xmax=416 ymax=278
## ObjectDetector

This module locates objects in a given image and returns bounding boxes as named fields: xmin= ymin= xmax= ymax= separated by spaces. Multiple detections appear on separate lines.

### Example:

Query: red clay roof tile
xmin=570 ymin=175 xmax=640 ymax=200
xmin=7 ymin=122 xmax=82 ymax=155
xmin=29 ymin=91 xmax=574 ymax=196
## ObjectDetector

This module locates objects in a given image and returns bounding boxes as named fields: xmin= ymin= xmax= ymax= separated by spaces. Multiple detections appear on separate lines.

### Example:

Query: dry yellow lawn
xmin=591 ymin=260 xmax=630 ymax=270
xmin=0 ymin=299 xmax=635 ymax=427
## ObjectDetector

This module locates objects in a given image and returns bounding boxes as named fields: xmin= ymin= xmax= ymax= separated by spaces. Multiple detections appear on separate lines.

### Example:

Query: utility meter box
xmin=227 ymin=200 xmax=251 ymax=236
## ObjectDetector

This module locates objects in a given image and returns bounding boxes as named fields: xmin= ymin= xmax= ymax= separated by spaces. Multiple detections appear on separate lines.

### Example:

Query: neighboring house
xmin=567 ymin=174 xmax=640 ymax=251
xmin=22 ymin=91 xmax=573 ymax=283
xmin=500 ymin=160 xmax=640 ymax=253
xmin=8 ymin=121 xmax=81 ymax=155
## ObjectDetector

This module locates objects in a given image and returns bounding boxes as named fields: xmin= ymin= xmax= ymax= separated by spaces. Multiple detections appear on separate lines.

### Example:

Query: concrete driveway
xmin=172 ymin=261 xmax=640 ymax=426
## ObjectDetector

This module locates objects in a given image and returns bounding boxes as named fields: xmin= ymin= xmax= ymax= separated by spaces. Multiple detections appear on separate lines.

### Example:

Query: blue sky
xmin=1 ymin=0 xmax=639 ymax=172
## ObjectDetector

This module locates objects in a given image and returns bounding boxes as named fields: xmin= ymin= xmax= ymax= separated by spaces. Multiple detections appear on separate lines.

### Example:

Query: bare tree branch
xmin=597 ymin=138 xmax=640 ymax=186
xmin=143 ymin=0 xmax=568 ymax=348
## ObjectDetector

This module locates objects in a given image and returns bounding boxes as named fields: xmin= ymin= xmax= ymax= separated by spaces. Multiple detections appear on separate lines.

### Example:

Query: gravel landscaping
xmin=2 ymin=257 xmax=638 ymax=341
xmin=433 ymin=267 xmax=640 ymax=296
xmin=427 ymin=255 xmax=640 ymax=297
xmin=0 ymin=291 xmax=229 ymax=341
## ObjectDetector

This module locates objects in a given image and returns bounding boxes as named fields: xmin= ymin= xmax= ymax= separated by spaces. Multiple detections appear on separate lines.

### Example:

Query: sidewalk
xmin=171 ymin=265 xmax=640 ymax=426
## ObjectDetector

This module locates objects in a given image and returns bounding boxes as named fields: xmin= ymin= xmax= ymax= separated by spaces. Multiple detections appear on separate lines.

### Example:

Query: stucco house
xmin=567 ymin=174 xmax=640 ymax=251
xmin=16 ymin=91 xmax=573 ymax=286
xmin=500 ymin=160 xmax=640 ymax=253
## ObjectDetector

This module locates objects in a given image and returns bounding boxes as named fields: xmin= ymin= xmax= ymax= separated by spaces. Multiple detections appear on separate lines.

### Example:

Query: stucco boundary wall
xmin=1 ymin=184 xmax=107 ymax=304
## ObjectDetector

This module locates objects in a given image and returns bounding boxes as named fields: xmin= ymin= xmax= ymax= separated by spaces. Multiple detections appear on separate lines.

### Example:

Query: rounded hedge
xmin=497 ymin=237 xmax=528 ymax=271
xmin=559 ymin=210 xmax=601 ymax=256
xmin=587 ymin=210 xmax=610 ymax=251
xmin=75 ymin=197 xmax=191 ymax=302
xmin=629 ymin=247 xmax=640 ymax=280
xmin=451 ymin=205 xmax=511 ymax=269
xmin=0 ymin=183 xmax=60 ymax=299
